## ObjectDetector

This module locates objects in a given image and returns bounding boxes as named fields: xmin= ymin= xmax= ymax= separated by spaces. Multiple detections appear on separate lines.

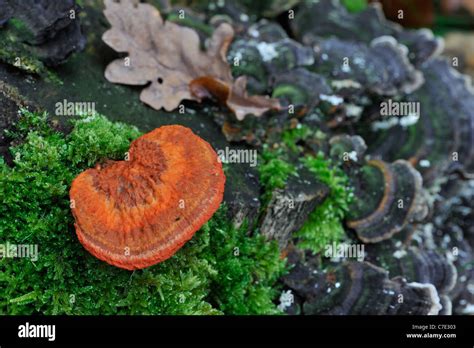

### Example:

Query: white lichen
xmin=331 ymin=79 xmax=362 ymax=90
xmin=320 ymin=94 xmax=343 ymax=105
xmin=371 ymin=113 xmax=420 ymax=131
xmin=347 ymin=150 xmax=358 ymax=162
xmin=399 ymin=113 xmax=420 ymax=127
xmin=277 ymin=290 xmax=294 ymax=311
xmin=239 ymin=13 xmax=249 ymax=22
xmin=345 ymin=104 xmax=363 ymax=118
xmin=256 ymin=42 xmax=278 ymax=62
xmin=419 ymin=159 xmax=431 ymax=168
xmin=393 ymin=249 xmax=407 ymax=259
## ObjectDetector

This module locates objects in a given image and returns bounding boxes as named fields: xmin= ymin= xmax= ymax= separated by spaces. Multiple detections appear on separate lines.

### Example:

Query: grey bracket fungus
xmin=227 ymin=20 xmax=315 ymax=95
xmin=291 ymin=0 xmax=443 ymax=67
xmin=291 ymin=0 xmax=473 ymax=188
xmin=272 ymin=68 xmax=333 ymax=109
xmin=426 ymin=178 xmax=474 ymax=315
xmin=365 ymin=240 xmax=458 ymax=303
xmin=346 ymin=159 xmax=425 ymax=243
xmin=312 ymin=36 xmax=424 ymax=96
xmin=282 ymin=249 xmax=442 ymax=315
xmin=329 ymin=134 xmax=367 ymax=164
xmin=365 ymin=58 xmax=474 ymax=186
xmin=329 ymin=134 xmax=426 ymax=243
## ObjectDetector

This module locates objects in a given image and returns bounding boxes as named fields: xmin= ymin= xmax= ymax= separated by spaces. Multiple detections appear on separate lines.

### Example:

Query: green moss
xmin=341 ymin=0 xmax=368 ymax=13
xmin=272 ymin=84 xmax=308 ymax=106
xmin=258 ymin=126 xmax=353 ymax=255
xmin=7 ymin=19 xmax=34 ymax=41
xmin=67 ymin=114 xmax=142 ymax=167
xmin=202 ymin=209 xmax=286 ymax=314
xmin=281 ymin=124 xmax=313 ymax=152
xmin=0 ymin=110 xmax=285 ymax=315
xmin=0 ymin=27 xmax=61 ymax=83
xmin=0 ymin=34 xmax=43 ymax=75
xmin=295 ymin=152 xmax=353 ymax=253
xmin=258 ymin=145 xmax=297 ymax=205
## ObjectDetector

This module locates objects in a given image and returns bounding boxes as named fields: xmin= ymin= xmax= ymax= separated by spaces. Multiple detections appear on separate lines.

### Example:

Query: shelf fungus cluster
xmin=366 ymin=58 xmax=474 ymax=185
xmin=286 ymin=0 xmax=474 ymax=185
xmin=203 ymin=0 xmax=473 ymax=315
xmin=364 ymin=240 xmax=458 ymax=315
xmin=313 ymin=36 xmax=424 ymax=96
xmin=282 ymin=248 xmax=442 ymax=315
xmin=290 ymin=0 xmax=443 ymax=67
xmin=70 ymin=125 xmax=225 ymax=270
xmin=280 ymin=1 xmax=473 ymax=186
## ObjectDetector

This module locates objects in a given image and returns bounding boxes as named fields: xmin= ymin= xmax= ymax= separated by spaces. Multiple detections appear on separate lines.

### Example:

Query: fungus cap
xmin=70 ymin=125 xmax=225 ymax=270
xmin=346 ymin=159 xmax=423 ymax=243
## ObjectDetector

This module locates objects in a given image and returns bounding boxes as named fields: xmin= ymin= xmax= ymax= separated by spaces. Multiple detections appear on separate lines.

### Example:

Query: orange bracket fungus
xmin=70 ymin=125 xmax=225 ymax=270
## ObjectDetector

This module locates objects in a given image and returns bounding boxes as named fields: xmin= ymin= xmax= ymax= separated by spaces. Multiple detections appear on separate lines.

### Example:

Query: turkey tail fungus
xmin=69 ymin=125 xmax=225 ymax=270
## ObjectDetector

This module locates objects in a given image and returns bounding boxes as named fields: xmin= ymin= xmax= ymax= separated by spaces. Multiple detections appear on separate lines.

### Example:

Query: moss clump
xmin=258 ymin=145 xmax=297 ymax=205
xmin=0 ymin=32 xmax=44 ymax=75
xmin=295 ymin=152 xmax=353 ymax=253
xmin=0 ymin=30 xmax=62 ymax=84
xmin=0 ymin=21 xmax=61 ymax=83
xmin=341 ymin=0 xmax=368 ymax=13
xmin=281 ymin=124 xmax=313 ymax=152
xmin=0 ymin=110 xmax=285 ymax=315
xmin=258 ymin=126 xmax=353 ymax=254
xmin=202 ymin=209 xmax=286 ymax=314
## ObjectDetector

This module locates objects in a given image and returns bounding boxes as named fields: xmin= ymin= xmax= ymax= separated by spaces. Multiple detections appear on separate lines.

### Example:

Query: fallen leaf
xmin=102 ymin=0 xmax=280 ymax=120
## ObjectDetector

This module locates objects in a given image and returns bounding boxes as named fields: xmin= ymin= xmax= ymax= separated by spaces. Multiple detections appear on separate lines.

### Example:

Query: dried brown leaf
xmin=102 ymin=0 xmax=280 ymax=120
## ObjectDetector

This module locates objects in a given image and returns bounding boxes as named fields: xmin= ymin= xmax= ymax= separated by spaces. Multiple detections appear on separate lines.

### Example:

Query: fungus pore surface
xmin=70 ymin=125 xmax=225 ymax=270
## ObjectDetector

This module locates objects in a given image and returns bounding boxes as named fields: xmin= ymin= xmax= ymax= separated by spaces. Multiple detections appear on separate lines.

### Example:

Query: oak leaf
xmin=102 ymin=0 xmax=280 ymax=120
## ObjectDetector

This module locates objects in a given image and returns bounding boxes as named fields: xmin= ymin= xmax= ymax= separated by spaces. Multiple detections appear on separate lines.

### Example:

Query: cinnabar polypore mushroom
xmin=69 ymin=125 xmax=225 ymax=270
